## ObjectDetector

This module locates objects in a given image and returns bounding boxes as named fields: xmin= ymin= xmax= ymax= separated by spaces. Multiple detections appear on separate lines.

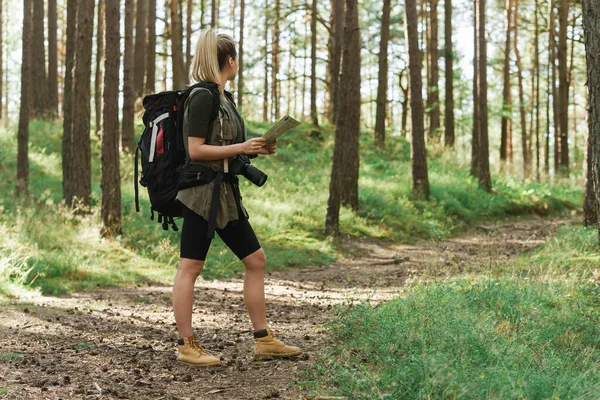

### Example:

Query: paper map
xmin=262 ymin=115 xmax=301 ymax=144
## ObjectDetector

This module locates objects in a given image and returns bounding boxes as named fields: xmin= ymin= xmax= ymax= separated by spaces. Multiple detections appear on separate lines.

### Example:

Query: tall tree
xmin=444 ymin=0 xmax=455 ymax=148
xmin=325 ymin=0 xmax=361 ymax=234
xmin=185 ymin=0 xmax=192 ymax=75
xmin=374 ymin=0 xmax=391 ymax=148
xmin=533 ymin=0 xmax=541 ymax=180
xmin=328 ymin=0 xmax=344 ymax=124
xmin=102 ymin=0 xmax=122 ymax=237
xmin=237 ymin=0 xmax=245 ymax=109
xmin=122 ymin=0 xmax=135 ymax=152
xmin=584 ymin=122 xmax=598 ymax=226
xmin=62 ymin=0 xmax=78 ymax=203
xmin=32 ymin=0 xmax=49 ymax=117
xmin=514 ymin=0 xmax=531 ymax=178
xmin=477 ymin=0 xmax=491 ymax=190
xmin=500 ymin=0 xmax=512 ymax=167
xmin=582 ymin=0 xmax=600 ymax=240
xmin=405 ymin=0 xmax=430 ymax=199
xmin=48 ymin=0 xmax=58 ymax=117
xmin=171 ymin=0 xmax=185 ymax=88
xmin=146 ymin=0 xmax=157 ymax=94
xmin=310 ymin=0 xmax=318 ymax=126
xmin=263 ymin=6 xmax=269 ymax=122
xmin=0 ymin=0 xmax=3 ymax=122
xmin=134 ymin=0 xmax=147 ymax=98
xmin=557 ymin=0 xmax=569 ymax=175
xmin=17 ymin=0 xmax=32 ymax=195
xmin=471 ymin=0 xmax=479 ymax=178
xmin=399 ymin=68 xmax=409 ymax=136
xmin=211 ymin=0 xmax=219 ymax=27
xmin=70 ymin=0 xmax=95 ymax=207
xmin=427 ymin=0 xmax=440 ymax=141
xmin=95 ymin=0 xmax=105 ymax=135
xmin=272 ymin=0 xmax=280 ymax=120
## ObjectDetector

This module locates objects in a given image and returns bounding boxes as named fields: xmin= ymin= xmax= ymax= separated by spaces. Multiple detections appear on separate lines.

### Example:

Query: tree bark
xmin=18 ymin=0 xmax=32 ymax=196
xmin=405 ymin=0 xmax=430 ymax=199
xmin=557 ymin=0 xmax=569 ymax=175
xmin=375 ymin=0 xmax=391 ymax=148
xmin=146 ymin=0 xmax=157 ymax=94
xmin=534 ymin=0 xmax=541 ymax=180
xmin=32 ymin=0 xmax=49 ymax=117
xmin=122 ymin=0 xmax=135 ymax=152
xmin=102 ymin=0 xmax=122 ymax=237
xmin=237 ymin=0 xmax=245 ymax=110
xmin=584 ymin=114 xmax=598 ymax=226
xmin=514 ymin=0 xmax=530 ymax=179
xmin=95 ymin=0 xmax=105 ymax=135
xmin=62 ymin=0 xmax=78 ymax=203
xmin=444 ymin=0 xmax=454 ymax=148
xmin=325 ymin=0 xmax=361 ymax=234
xmin=134 ymin=0 xmax=147 ymax=98
xmin=500 ymin=0 xmax=512 ymax=166
xmin=211 ymin=0 xmax=218 ymax=27
xmin=263 ymin=7 xmax=269 ymax=122
xmin=427 ymin=0 xmax=440 ymax=142
xmin=0 ymin=0 xmax=3 ymax=122
xmin=549 ymin=0 xmax=560 ymax=174
xmin=471 ymin=0 xmax=479 ymax=178
xmin=399 ymin=69 xmax=409 ymax=136
xmin=582 ymin=0 xmax=600 ymax=240
xmin=70 ymin=0 xmax=95 ymax=208
xmin=328 ymin=0 xmax=344 ymax=124
xmin=272 ymin=0 xmax=280 ymax=120
xmin=47 ymin=0 xmax=58 ymax=118
xmin=185 ymin=0 xmax=192 ymax=75
xmin=171 ymin=0 xmax=185 ymax=88
xmin=477 ymin=0 xmax=491 ymax=191
xmin=310 ymin=0 xmax=319 ymax=126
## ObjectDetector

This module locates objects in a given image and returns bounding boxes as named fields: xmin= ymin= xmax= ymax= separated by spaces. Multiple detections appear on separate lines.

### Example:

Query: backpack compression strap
xmin=148 ymin=112 xmax=170 ymax=163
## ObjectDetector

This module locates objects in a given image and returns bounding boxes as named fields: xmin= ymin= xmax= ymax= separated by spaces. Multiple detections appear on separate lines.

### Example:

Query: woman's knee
xmin=243 ymin=249 xmax=267 ymax=271
xmin=178 ymin=258 xmax=205 ymax=277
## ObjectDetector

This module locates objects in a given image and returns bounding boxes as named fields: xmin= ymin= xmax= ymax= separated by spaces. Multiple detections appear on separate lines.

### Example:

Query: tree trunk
xmin=185 ymin=0 xmax=192 ymax=75
xmin=328 ymin=0 xmax=344 ymax=124
xmin=428 ymin=0 xmax=440 ymax=142
xmin=549 ymin=0 xmax=560 ymax=174
xmin=18 ymin=0 xmax=32 ymax=195
xmin=584 ymin=116 xmax=598 ymax=226
xmin=310 ymin=0 xmax=319 ymax=127
xmin=163 ymin=3 xmax=169 ymax=90
xmin=582 ymin=0 xmax=600 ymax=240
xmin=70 ymin=0 xmax=95 ymax=208
xmin=500 ymin=0 xmax=512 ymax=166
xmin=95 ymin=0 xmax=105 ymax=135
xmin=63 ymin=0 xmax=78 ymax=203
xmin=477 ymin=0 xmax=491 ymax=191
xmin=399 ymin=69 xmax=409 ymax=136
xmin=545 ymin=48 xmax=551 ymax=177
xmin=557 ymin=0 xmax=569 ymax=175
xmin=405 ymin=0 xmax=430 ymax=199
xmin=47 ymin=0 xmax=58 ymax=118
xmin=0 ymin=0 xmax=3 ymax=122
xmin=237 ymin=0 xmax=245 ymax=109
xmin=263 ymin=7 xmax=269 ymax=122
xmin=201 ymin=0 xmax=206 ymax=29
xmin=102 ymin=0 xmax=122 ymax=237
xmin=325 ymin=0 xmax=361 ymax=234
xmin=134 ymin=0 xmax=147 ymax=97
xmin=170 ymin=0 xmax=183 ymax=89
xmin=534 ymin=0 xmax=541 ymax=180
xmin=272 ymin=0 xmax=280 ymax=120
xmin=444 ymin=0 xmax=454 ymax=148
xmin=211 ymin=0 xmax=218 ymax=27
xmin=122 ymin=0 xmax=135 ymax=152
xmin=471 ymin=0 xmax=479 ymax=178
xmin=514 ymin=0 xmax=530 ymax=179
xmin=374 ymin=0 xmax=391 ymax=148
xmin=32 ymin=0 xmax=49 ymax=117
xmin=146 ymin=0 xmax=157 ymax=94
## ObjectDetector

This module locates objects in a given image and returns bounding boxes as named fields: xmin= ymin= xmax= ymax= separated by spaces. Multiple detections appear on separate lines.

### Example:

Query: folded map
xmin=262 ymin=115 xmax=301 ymax=144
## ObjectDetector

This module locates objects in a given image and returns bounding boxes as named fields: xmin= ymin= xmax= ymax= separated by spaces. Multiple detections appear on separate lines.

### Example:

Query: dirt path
xmin=0 ymin=216 xmax=574 ymax=400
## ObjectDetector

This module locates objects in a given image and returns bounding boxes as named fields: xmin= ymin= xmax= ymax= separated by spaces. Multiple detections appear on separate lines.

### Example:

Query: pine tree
xmin=48 ymin=0 xmax=58 ymax=117
xmin=374 ymin=0 xmax=391 ymax=148
xmin=134 ymin=0 xmax=148 ymax=98
xmin=95 ymin=0 xmax=105 ymax=135
xmin=444 ymin=0 xmax=455 ymax=148
xmin=62 ymin=0 xmax=78 ymax=203
xmin=17 ymin=0 xmax=32 ymax=195
xmin=122 ymin=0 xmax=135 ymax=152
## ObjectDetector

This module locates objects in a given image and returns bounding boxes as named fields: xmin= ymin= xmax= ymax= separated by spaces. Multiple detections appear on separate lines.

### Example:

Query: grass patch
xmin=310 ymin=277 xmax=600 ymax=399
xmin=0 ymin=120 xmax=582 ymax=295
xmin=0 ymin=353 xmax=23 ymax=361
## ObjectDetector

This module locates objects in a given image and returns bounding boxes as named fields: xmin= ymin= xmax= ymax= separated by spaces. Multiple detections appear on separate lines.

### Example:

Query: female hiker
xmin=172 ymin=29 xmax=302 ymax=366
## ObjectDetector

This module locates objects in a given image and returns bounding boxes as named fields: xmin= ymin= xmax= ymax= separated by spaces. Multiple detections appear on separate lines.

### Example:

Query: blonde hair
xmin=190 ymin=29 xmax=237 ymax=99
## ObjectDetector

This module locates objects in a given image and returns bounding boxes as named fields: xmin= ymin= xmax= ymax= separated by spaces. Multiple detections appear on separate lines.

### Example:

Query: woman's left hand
xmin=258 ymin=140 xmax=277 ymax=155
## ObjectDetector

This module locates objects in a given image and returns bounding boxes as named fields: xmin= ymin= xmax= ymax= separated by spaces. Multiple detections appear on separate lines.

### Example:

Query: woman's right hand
xmin=239 ymin=138 xmax=266 ymax=155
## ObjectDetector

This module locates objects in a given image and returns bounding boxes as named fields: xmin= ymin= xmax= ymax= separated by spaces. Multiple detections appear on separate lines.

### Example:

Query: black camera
xmin=230 ymin=154 xmax=268 ymax=187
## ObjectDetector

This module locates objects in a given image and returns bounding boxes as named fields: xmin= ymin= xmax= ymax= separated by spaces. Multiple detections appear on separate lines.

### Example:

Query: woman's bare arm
xmin=188 ymin=137 xmax=266 ymax=161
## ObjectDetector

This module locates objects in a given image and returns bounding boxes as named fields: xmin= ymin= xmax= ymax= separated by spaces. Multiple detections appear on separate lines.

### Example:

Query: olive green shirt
xmin=176 ymin=87 xmax=249 ymax=228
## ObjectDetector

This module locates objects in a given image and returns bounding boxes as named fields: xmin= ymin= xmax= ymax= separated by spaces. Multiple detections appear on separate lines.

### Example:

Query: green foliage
xmin=0 ymin=353 xmax=23 ymax=361
xmin=0 ymin=121 xmax=582 ymax=295
xmin=311 ymin=277 xmax=600 ymax=399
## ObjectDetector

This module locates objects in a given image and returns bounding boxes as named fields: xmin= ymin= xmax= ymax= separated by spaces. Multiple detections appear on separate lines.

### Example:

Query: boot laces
xmin=189 ymin=336 xmax=208 ymax=356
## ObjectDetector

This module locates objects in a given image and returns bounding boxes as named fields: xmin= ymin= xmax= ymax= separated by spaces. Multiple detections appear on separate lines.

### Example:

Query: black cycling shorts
xmin=179 ymin=204 xmax=261 ymax=261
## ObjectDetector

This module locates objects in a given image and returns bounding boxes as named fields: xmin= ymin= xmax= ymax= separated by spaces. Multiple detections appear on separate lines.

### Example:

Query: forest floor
xmin=0 ymin=215 xmax=574 ymax=400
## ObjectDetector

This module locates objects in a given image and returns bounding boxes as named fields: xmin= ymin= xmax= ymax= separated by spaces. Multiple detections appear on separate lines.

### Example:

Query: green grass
xmin=0 ymin=353 xmax=23 ymax=361
xmin=0 ymin=120 xmax=582 ymax=295
xmin=308 ymin=225 xmax=600 ymax=399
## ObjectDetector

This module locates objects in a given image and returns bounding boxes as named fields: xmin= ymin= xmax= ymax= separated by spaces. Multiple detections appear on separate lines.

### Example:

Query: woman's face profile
xmin=228 ymin=56 xmax=239 ymax=81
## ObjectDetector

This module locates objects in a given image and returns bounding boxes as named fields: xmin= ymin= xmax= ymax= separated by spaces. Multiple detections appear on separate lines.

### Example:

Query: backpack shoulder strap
xmin=179 ymin=82 xmax=221 ymax=144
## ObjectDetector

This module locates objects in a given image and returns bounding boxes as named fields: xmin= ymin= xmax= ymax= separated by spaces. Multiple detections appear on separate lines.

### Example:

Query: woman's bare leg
xmin=241 ymin=249 xmax=268 ymax=331
xmin=172 ymin=258 xmax=204 ymax=338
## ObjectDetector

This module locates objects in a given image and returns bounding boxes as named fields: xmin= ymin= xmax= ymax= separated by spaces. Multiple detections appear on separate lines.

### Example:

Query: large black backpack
xmin=134 ymin=82 xmax=220 ymax=231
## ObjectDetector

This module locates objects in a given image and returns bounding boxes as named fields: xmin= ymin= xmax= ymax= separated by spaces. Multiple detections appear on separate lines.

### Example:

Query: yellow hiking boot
xmin=254 ymin=328 xmax=302 ymax=360
xmin=176 ymin=336 xmax=221 ymax=367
